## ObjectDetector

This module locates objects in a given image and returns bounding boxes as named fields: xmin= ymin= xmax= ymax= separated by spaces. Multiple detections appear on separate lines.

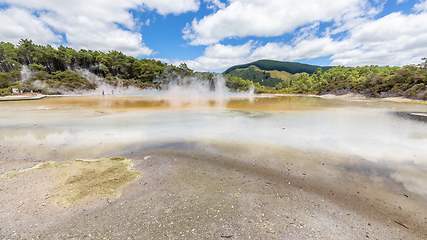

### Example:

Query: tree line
xmin=0 ymin=39 xmax=167 ymax=79
xmin=0 ymin=39 xmax=194 ymax=95
xmin=226 ymin=59 xmax=427 ymax=100
xmin=274 ymin=62 xmax=427 ymax=100
xmin=1 ymin=39 xmax=426 ymax=100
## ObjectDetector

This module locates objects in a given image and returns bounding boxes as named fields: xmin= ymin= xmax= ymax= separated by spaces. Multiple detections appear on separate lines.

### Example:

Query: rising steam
xmin=20 ymin=66 xmax=254 ymax=107
xmin=20 ymin=65 xmax=32 ymax=81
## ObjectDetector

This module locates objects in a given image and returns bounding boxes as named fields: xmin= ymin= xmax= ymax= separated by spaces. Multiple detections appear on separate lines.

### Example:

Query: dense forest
xmin=0 ymin=39 xmax=214 ymax=95
xmin=225 ymin=59 xmax=427 ymax=100
xmin=224 ymin=60 xmax=332 ymax=75
xmin=224 ymin=65 xmax=284 ymax=88
xmin=1 ymin=39 xmax=426 ymax=100
xmin=224 ymin=60 xmax=332 ymax=88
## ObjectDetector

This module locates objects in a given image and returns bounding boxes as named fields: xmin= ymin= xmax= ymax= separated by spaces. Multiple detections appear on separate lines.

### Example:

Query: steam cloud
xmin=20 ymin=66 xmax=254 ymax=107
xmin=73 ymin=68 xmax=254 ymax=108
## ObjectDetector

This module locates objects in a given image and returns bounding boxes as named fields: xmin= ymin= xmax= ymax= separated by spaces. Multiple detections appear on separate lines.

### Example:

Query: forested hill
xmin=1 ymin=39 xmax=426 ymax=100
xmin=223 ymin=59 xmax=333 ymax=88
xmin=224 ymin=58 xmax=427 ymax=100
xmin=224 ymin=60 xmax=332 ymax=75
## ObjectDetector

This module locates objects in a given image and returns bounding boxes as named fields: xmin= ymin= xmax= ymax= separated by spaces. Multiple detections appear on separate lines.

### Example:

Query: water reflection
xmin=1 ymin=95 xmax=426 ymax=197
xmin=394 ymin=111 xmax=427 ymax=123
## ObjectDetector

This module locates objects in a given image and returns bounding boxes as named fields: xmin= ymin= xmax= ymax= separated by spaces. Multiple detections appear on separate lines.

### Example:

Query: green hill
xmin=223 ymin=60 xmax=333 ymax=87
xmin=224 ymin=59 xmax=332 ymax=75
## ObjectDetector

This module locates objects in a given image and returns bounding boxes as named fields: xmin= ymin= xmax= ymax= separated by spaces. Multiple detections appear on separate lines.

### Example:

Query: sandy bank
xmin=0 ymin=94 xmax=46 ymax=101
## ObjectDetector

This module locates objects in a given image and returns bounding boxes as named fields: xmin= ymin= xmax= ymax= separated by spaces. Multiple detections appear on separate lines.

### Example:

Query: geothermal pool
xmin=2 ymin=95 xmax=427 ymax=186
xmin=0 ymin=94 xmax=426 ymax=238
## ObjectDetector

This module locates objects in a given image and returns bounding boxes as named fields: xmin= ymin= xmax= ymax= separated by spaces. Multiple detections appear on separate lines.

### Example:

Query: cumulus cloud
xmin=180 ymin=0 xmax=427 ymax=71
xmin=0 ymin=0 xmax=200 ymax=56
xmin=184 ymin=41 xmax=254 ymax=71
xmin=204 ymin=0 xmax=226 ymax=10
xmin=251 ymin=38 xmax=356 ymax=63
xmin=141 ymin=0 xmax=200 ymax=15
xmin=2 ymin=0 xmax=426 ymax=72
xmin=414 ymin=0 xmax=427 ymax=12
xmin=184 ymin=0 xmax=368 ymax=45
xmin=331 ymin=11 xmax=427 ymax=66
xmin=39 ymin=10 xmax=153 ymax=56
xmin=0 ymin=7 xmax=60 ymax=44
xmin=183 ymin=37 xmax=358 ymax=72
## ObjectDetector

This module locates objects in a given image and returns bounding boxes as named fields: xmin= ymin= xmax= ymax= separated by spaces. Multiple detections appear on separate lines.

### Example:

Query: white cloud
xmin=141 ymin=0 xmax=200 ymax=15
xmin=332 ymin=11 xmax=427 ymax=66
xmin=182 ymin=42 xmax=254 ymax=71
xmin=414 ymin=0 xmax=427 ymax=12
xmin=39 ymin=10 xmax=153 ymax=56
xmin=204 ymin=0 xmax=226 ymax=10
xmin=350 ymin=12 xmax=427 ymax=44
xmin=204 ymin=41 xmax=254 ymax=59
xmin=2 ymin=0 xmax=426 ymax=72
xmin=0 ymin=7 xmax=60 ymax=44
xmin=254 ymin=37 xmax=355 ymax=62
xmin=184 ymin=0 xmax=368 ymax=45
xmin=1 ymin=0 xmax=139 ymax=29
xmin=182 ymin=0 xmax=427 ymax=71
xmin=2 ymin=0 xmax=200 ymax=17
xmin=0 ymin=0 xmax=200 ymax=56
xmin=330 ymin=0 xmax=381 ymax=35
xmin=184 ymin=37 xmax=358 ymax=72
xmin=245 ymin=43 xmax=291 ymax=64
xmin=292 ymin=22 xmax=321 ymax=44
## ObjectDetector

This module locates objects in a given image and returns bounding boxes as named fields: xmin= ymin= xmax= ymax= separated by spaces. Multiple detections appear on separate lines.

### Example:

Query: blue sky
xmin=1 ymin=0 xmax=427 ymax=72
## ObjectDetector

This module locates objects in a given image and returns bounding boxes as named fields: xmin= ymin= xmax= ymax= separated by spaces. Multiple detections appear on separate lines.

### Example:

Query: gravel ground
xmin=1 ymin=145 xmax=426 ymax=239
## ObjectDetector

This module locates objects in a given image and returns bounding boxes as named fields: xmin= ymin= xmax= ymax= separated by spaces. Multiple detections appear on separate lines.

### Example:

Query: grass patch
xmin=265 ymin=70 xmax=292 ymax=80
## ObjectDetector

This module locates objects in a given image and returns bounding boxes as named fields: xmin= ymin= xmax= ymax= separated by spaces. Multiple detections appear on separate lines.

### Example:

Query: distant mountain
xmin=224 ymin=59 xmax=332 ymax=75
xmin=223 ymin=60 xmax=333 ymax=88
